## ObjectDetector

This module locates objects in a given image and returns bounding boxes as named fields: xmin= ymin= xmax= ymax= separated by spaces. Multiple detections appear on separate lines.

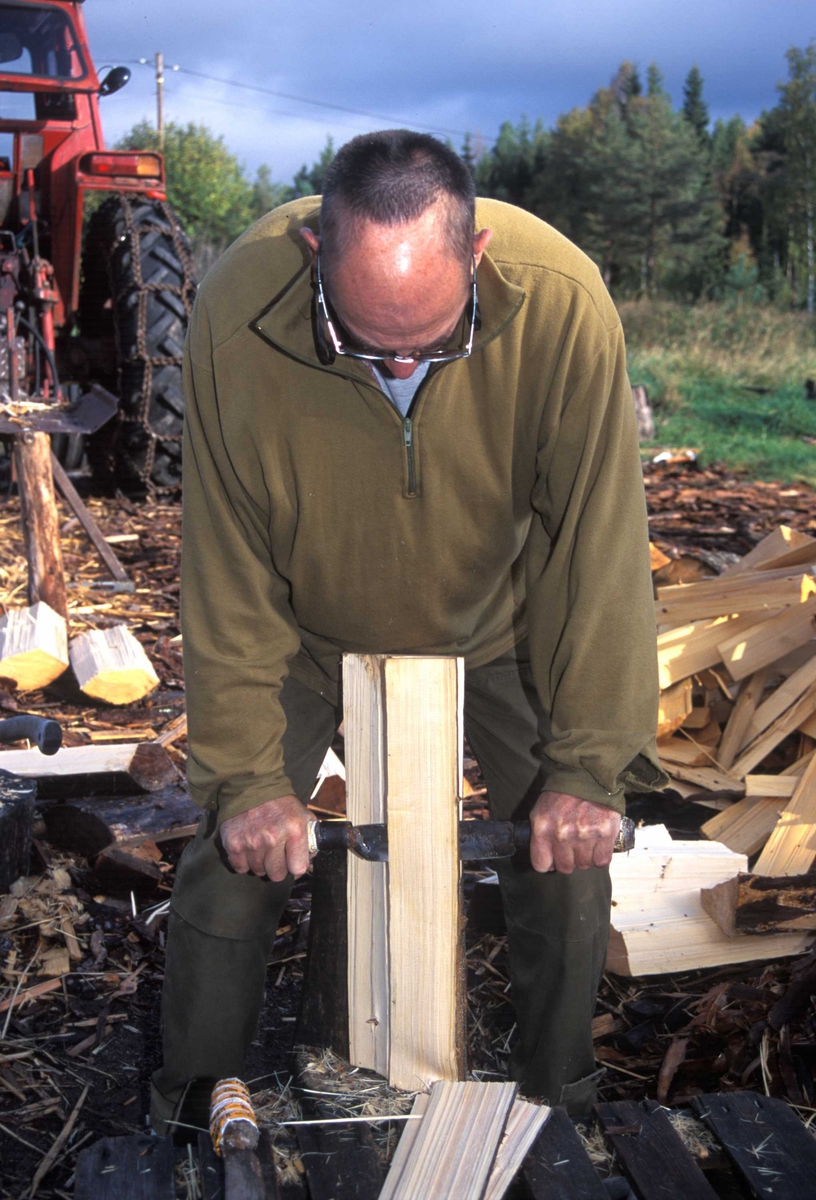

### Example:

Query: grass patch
xmin=620 ymin=300 xmax=816 ymax=484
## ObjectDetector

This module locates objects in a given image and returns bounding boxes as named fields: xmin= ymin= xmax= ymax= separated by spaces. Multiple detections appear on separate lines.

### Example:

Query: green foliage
xmin=682 ymin=66 xmax=710 ymax=144
xmin=622 ymin=299 xmax=816 ymax=482
xmin=291 ymin=136 xmax=335 ymax=198
xmin=116 ymin=121 xmax=297 ymax=246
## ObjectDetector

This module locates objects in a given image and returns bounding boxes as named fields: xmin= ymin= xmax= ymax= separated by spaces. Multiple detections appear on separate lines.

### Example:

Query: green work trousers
xmin=151 ymin=644 xmax=610 ymax=1130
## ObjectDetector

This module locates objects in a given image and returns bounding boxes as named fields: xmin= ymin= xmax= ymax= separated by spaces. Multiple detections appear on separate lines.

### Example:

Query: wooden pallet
xmin=72 ymin=1091 xmax=816 ymax=1199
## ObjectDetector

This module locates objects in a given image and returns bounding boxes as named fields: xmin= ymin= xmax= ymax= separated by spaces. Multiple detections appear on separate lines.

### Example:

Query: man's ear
xmin=300 ymin=227 xmax=320 ymax=264
xmin=473 ymin=227 xmax=493 ymax=267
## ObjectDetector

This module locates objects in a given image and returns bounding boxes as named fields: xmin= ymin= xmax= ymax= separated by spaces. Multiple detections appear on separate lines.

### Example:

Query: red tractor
xmin=0 ymin=0 xmax=195 ymax=490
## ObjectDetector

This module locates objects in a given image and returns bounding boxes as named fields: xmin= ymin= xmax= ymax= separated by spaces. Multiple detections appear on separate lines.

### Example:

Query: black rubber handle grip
xmin=0 ymin=716 xmax=62 ymax=755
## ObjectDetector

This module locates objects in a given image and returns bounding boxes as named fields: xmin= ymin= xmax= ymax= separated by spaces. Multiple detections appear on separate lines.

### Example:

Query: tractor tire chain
xmin=82 ymin=193 xmax=196 ymax=492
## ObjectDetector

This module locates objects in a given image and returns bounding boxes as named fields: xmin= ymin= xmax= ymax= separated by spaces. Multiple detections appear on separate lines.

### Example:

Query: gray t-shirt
xmin=371 ymin=361 xmax=431 ymax=417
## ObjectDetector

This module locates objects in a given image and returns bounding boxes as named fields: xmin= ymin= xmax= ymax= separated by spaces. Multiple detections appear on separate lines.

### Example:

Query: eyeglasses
xmin=313 ymin=249 xmax=480 ymax=366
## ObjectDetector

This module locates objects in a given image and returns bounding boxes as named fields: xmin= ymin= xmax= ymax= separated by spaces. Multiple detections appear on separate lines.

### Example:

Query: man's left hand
xmin=529 ymin=790 xmax=621 ymax=874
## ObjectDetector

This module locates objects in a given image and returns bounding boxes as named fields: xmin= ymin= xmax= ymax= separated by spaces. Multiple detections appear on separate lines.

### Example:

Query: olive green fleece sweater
xmin=181 ymin=196 xmax=666 ymax=823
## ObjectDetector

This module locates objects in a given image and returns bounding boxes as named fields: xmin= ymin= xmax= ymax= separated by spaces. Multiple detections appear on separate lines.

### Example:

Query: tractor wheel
xmin=80 ymin=194 xmax=196 ymax=491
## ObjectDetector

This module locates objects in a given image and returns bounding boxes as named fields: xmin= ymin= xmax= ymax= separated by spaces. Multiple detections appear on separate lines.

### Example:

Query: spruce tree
xmin=682 ymin=65 xmax=710 ymax=144
xmin=646 ymin=63 xmax=666 ymax=98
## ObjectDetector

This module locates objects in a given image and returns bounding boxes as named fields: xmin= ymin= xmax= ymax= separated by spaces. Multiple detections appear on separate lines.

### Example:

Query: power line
xmin=164 ymin=83 xmax=381 ymax=135
xmin=130 ymin=58 xmax=471 ymax=140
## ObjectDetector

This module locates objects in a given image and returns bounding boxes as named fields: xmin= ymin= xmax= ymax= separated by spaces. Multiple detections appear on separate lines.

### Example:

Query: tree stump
xmin=0 ymin=769 xmax=36 ymax=892
xmin=13 ymin=431 xmax=68 ymax=620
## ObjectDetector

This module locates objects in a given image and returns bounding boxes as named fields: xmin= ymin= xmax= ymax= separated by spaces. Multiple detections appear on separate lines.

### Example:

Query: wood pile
xmin=645 ymin=521 xmax=816 ymax=971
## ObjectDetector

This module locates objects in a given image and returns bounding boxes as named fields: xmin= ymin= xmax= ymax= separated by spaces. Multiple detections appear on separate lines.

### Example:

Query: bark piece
xmin=0 ymin=601 xmax=69 ymax=692
xmin=754 ymin=751 xmax=816 ymax=876
xmin=523 ymin=1106 xmax=608 ymax=1199
xmin=74 ymin=1134 xmax=175 ymax=1199
xmin=701 ymin=871 xmax=816 ymax=936
xmin=90 ymin=846 xmax=164 ymax=895
xmin=42 ymin=786 xmax=201 ymax=857
xmin=596 ymin=1100 xmax=718 ymax=1200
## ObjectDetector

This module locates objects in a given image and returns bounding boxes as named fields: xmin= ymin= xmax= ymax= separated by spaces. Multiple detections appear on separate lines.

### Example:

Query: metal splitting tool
xmin=308 ymin=814 xmax=636 ymax=862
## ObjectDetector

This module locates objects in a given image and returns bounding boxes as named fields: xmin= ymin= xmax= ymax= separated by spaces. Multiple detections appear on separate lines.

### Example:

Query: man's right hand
xmin=219 ymin=794 xmax=312 ymax=882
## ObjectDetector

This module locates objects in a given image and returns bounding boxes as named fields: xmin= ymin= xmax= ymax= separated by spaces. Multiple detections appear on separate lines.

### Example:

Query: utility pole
xmin=155 ymin=51 xmax=164 ymax=149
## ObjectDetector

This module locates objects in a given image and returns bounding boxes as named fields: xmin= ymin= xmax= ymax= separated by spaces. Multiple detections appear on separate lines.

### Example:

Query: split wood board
xmin=717 ymin=596 xmax=816 ymax=682
xmin=607 ymin=826 xmax=809 ymax=974
xmin=660 ymin=763 xmax=744 ymax=794
xmin=655 ymin=568 xmax=816 ymax=625
xmin=0 ymin=742 xmax=177 ymax=798
xmin=701 ymin=871 xmax=816 ymax=936
xmin=379 ymin=1081 xmax=517 ymax=1200
xmin=657 ymin=737 xmax=715 ymax=768
xmin=657 ymin=613 xmax=771 ymax=690
xmin=744 ymin=774 xmax=797 ymax=798
xmin=701 ymin=796 xmax=787 ymax=856
xmin=743 ymin=652 xmax=816 ymax=747
xmin=344 ymin=653 xmax=466 ymax=1092
xmin=483 ymin=1099 xmax=551 ymax=1200
xmin=754 ymin=751 xmax=816 ymax=876
xmin=344 ymin=653 xmax=389 ymax=1077
xmin=0 ymin=601 xmax=68 ymax=691
xmin=729 ymin=680 xmax=816 ymax=779
xmin=717 ymin=667 xmax=770 ymax=771
xmin=70 ymin=625 xmax=160 ymax=705
xmin=723 ymin=525 xmax=814 ymax=575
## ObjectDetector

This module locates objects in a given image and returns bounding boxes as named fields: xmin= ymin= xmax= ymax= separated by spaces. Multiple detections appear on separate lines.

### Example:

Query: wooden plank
xmin=74 ymin=1134 xmax=175 ymax=1199
xmin=0 ymin=742 xmax=178 ymax=798
xmin=70 ymin=625 xmax=160 ymax=706
xmin=724 ymin=526 xmax=815 ymax=575
xmin=384 ymin=656 xmax=465 ymax=1090
xmin=701 ymin=796 xmax=787 ymax=855
xmin=701 ymin=871 xmax=816 ymax=936
xmin=717 ymin=668 xmax=770 ymax=771
xmin=745 ymin=775 xmax=797 ymax=798
xmin=596 ymin=1100 xmax=718 ymax=1200
xmin=753 ymin=537 xmax=816 ymax=573
xmin=650 ymin=542 xmax=671 ymax=572
xmin=655 ymin=569 xmax=816 ymax=625
xmin=754 ymin=751 xmax=816 ymax=876
xmin=344 ymin=654 xmax=389 ymax=1077
xmin=662 ymin=763 xmax=744 ymax=793
xmin=718 ymin=597 xmax=816 ymax=682
xmin=0 ymin=601 xmax=68 ymax=691
xmin=744 ymin=653 xmax=816 ymax=746
xmin=50 ymin=452 xmax=131 ymax=584
xmin=657 ymin=613 xmax=769 ymax=689
xmin=379 ymin=1081 xmax=516 ymax=1200
xmin=657 ymin=736 xmax=713 ymax=768
xmin=13 ymin=431 xmax=68 ymax=620
xmin=729 ymin=681 xmax=816 ymax=779
xmin=523 ymin=1106 xmax=608 ymax=1199
xmin=484 ymin=1100 xmax=550 ymax=1200
xmin=691 ymin=1092 xmax=816 ymax=1200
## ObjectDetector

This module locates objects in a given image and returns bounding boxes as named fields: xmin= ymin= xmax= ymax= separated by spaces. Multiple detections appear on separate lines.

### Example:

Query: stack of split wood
xmin=622 ymin=524 xmax=816 ymax=971
xmin=0 ymin=602 xmax=159 ymax=705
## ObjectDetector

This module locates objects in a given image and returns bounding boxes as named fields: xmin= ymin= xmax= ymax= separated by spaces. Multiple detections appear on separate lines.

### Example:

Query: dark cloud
xmin=83 ymin=0 xmax=816 ymax=182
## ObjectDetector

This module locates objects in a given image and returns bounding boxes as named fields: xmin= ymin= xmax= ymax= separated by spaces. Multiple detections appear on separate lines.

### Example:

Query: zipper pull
xmin=403 ymin=417 xmax=413 ymax=447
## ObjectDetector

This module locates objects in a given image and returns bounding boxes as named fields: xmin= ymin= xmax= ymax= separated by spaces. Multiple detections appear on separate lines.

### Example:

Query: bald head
xmin=301 ymin=202 xmax=492 ymax=378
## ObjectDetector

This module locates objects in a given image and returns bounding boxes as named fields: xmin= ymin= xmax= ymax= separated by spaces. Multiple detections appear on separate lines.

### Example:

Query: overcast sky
xmin=85 ymin=0 xmax=815 ymax=185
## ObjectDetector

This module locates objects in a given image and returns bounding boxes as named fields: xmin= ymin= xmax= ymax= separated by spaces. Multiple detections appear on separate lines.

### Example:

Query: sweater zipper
xmin=402 ymin=417 xmax=416 ymax=497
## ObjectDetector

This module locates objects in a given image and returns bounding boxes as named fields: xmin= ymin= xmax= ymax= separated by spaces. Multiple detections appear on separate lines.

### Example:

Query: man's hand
xmin=220 ymin=795 xmax=312 ymax=882
xmin=529 ymin=790 xmax=621 ymax=874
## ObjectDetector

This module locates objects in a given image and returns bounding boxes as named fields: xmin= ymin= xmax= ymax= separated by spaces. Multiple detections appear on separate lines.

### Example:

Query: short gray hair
xmin=320 ymin=130 xmax=475 ymax=268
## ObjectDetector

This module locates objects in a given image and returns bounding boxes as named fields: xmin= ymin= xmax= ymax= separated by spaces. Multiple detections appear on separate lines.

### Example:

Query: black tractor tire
xmin=80 ymin=194 xmax=196 ymax=492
